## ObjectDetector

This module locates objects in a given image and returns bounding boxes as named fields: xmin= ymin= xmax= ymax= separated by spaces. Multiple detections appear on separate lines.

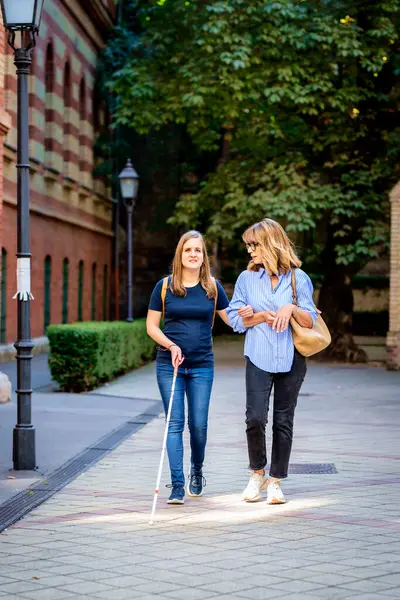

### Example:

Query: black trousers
xmin=245 ymin=351 xmax=307 ymax=479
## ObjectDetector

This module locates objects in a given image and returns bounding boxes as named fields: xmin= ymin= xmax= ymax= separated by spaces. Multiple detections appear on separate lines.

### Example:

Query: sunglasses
xmin=245 ymin=242 xmax=260 ymax=252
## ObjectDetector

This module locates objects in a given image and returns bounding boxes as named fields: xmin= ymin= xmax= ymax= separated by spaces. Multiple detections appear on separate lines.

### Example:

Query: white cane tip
xmin=149 ymin=520 xmax=154 ymax=526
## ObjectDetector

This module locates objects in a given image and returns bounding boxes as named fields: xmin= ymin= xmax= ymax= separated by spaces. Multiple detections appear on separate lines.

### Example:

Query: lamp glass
xmin=120 ymin=177 xmax=138 ymax=201
xmin=1 ymin=0 xmax=44 ymax=30
xmin=34 ymin=0 xmax=44 ymax=29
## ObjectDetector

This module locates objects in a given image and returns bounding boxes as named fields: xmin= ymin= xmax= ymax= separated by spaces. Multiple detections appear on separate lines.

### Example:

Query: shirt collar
xmin=258 ymin=268 xmax=283 ymax=279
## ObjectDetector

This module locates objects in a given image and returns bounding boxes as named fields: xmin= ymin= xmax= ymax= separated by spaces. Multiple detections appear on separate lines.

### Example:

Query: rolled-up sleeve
xmin=227 ymin=273 xmax=248 ymax=334
xmin=296 ymin=271 xmax=318 ymax=325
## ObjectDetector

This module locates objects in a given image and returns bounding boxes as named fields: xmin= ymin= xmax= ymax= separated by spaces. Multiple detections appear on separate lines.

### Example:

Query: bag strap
xmin=291 ymin=268 xmax=322 ymax=314
xmin=161 ymin=276 xmax=169 ymax=320
xmin=212 ymin=277 xmax=218 ymax=328
xmin=290 ymin=269 xmax=298 ymax=306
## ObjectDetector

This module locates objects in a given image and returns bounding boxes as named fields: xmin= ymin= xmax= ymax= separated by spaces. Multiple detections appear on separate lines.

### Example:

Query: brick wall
xmin=0 ymin=21 xmax=3 ymax=250
xmin=0 ymin=15 xmax=12 ymax=345
xmin=387 ymin=182 xmax=400 ymax=369
xmin=0 ymin=1 xmax=114 ymax=344
xmin=2 ymin=203 xmax=111 ymax=339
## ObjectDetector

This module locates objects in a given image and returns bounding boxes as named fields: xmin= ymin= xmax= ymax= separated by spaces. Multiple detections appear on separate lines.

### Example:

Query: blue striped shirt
xmin=227 ymin=268 xmax=318 ymax=373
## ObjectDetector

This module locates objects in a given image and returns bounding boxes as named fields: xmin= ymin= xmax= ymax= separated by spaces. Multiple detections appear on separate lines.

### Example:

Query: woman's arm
xmin=271 ymin=271 xmax=317 ymax=332
xmin=226 ymin=274 xmax=249 ymax=333
xmin=146 ymin=310 xmax=183 ymax=366
xmin=217 ymin=309 xmax=231 ymax=327
xmin=242 ymin=310 xmax=275 ymax=328
xmin=291 ymin=305 xmax=313 ymax=328
xmin=292 ymin=271 xmax=318 ymax=329
xmin=146 ymin=310 xmax=173 ymax=348
xmin=217 ymin=307 xmax=273 ymax=328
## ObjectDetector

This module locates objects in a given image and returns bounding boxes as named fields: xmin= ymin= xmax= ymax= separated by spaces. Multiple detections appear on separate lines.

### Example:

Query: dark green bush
xmin=47 ymin=320 xmax=156 ymax=392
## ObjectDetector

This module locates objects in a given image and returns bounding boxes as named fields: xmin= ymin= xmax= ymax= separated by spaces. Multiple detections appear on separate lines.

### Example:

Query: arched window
xmin=102 ymin=264 xmax=108 ymax=321
xmin=1 ymin=249 xmax=7 ymax=344
xmin=44 ymin=42 xmax=55 ymax=166
xmin=79 ymin=77 xmax=86 ymax=175
xmin=91 ymin=263 xmax=97 ymax=321
xmin=62 ymin=258 xmax=69 ymax=324
xmin=78 ymin=260 xmax=84 ymax=321
xmin=44 ymin=255 xmax=52 ymax=332
xmin=93 ymin=88 xmax=101 ymax=136
xmin=64 ymin=62 xmax=71 ymax=107
xmin=63 ymin=61 xmax=72 ymax=174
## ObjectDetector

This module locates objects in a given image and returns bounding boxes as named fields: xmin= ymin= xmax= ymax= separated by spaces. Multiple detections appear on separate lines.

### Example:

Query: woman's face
xmin=181 ymin=238 xmax=204 ymax=270
xmin=246 ymin=240 xmax=263 ymax=265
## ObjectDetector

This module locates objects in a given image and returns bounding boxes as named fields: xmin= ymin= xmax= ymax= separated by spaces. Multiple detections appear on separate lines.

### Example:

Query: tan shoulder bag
xmin=290 ymin=269 xmax=331 ymax=357
xmin=161 ymin=276 xmax=218 ymax=327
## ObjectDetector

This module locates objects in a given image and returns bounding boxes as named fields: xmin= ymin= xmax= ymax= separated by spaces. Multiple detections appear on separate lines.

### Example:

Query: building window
xmin=91 ymin=263 xmax=97 ymax=321
xmin=103 ymin=264 xmax=108 ymax=321
xmin=78 ymin=260 xmax=84 ymax=321
xmin=44 ymin=42 xmax=55 ymax=162
xmin=44 ymin=255 xmax=52 ymax=332
xmin=79 ymin=77 xmax=86 ymax=174
xmin=64 ymin=61 xmax=71 ymax=107
xmin=63 ymin=61 xmax=72 ymax=171
xmin=62 ymin=258 xmax=69 ymax=324
xmin=1 ymin=249 xmax=7 ymax=344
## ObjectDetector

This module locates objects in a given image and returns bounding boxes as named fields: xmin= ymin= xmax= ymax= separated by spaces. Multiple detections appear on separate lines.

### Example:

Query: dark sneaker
xmin=167 ymin=485 xmax=185 ymax=505
xmin=187 ymin=472 xmax=206 ymax=497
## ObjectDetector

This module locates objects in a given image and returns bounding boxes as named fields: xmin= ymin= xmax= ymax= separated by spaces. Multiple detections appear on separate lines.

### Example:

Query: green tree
xmin=107 ymin=0 xmax=400 ymax=360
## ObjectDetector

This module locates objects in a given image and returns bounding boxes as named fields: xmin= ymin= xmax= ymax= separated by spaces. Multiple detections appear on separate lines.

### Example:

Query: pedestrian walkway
xmin=0 ymin=338 xmax=399 ymax=600
xmin=0 ymin=355 xmax=161 ymax=504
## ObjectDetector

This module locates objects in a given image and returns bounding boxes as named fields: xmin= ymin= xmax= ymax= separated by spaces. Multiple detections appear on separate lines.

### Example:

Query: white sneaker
xmin=242 ymin=472 xmax=267 ymax=502
xmin=267 ymin=481 xmax=286 ymax=505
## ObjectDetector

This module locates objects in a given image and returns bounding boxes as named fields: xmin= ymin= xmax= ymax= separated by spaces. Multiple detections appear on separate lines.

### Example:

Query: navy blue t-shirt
xmin=149 ymin=279 xmax=229 ymax=368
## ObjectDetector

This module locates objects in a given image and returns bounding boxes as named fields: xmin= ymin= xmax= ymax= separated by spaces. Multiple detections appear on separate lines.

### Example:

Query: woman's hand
xmin=264 ymin=310 xmax=276 ymax=326
xmin=170 ymin=344 xmax=184 ymax=368
xmin=272 ymin=304 xmax=295 ymax=333
xmin=238 ymin=305 xmax=254 ymax=319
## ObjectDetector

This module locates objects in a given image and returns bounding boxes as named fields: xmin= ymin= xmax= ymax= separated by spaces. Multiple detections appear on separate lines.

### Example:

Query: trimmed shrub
xmin=47 ymin=320 xmax=156 ymax=392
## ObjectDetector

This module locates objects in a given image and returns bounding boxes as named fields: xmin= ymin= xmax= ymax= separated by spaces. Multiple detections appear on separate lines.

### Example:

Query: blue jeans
xmin=156 ymin=362 xmax=214 ymax=488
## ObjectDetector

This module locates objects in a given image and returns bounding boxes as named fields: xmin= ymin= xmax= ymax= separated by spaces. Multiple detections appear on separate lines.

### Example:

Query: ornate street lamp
xmin=1 ymin=0 xmax=45 ymax=469
xmin=118 ymin=160 xmax=139 ymax=323
xmin=0 ymin=0 xmax=44 ymax=33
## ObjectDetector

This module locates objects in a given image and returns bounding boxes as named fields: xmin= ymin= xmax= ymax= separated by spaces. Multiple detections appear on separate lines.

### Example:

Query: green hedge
xmin=47 ymin=320 xmax=156 ymax=392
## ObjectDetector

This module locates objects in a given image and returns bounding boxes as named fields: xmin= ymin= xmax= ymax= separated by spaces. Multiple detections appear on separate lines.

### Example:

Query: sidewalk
xmin=0 ymin=355 xmax=161 ymax=504
xmin=0 ymin=338 xmax=399 ymax=600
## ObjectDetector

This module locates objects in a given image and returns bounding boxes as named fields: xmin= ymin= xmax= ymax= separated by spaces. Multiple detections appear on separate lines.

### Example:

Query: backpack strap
xmin=212 ymin=277 xmax=218 ymax=328
xmin=161 ymin=276 xmax=169 ymax=320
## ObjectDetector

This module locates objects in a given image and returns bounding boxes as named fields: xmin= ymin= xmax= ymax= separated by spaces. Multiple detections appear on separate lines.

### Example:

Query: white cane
xmin=149 ymin=363 xmax=179 ymax=525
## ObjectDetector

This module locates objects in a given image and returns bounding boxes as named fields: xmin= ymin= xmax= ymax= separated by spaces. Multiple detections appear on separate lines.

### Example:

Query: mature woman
xmin=147 ymin=231 xmax=230 ymax=505
xmin=227 ymin=218 xmax=317 ymax=504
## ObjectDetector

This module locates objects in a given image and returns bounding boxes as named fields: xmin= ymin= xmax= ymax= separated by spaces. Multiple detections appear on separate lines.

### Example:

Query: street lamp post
xmin=118 ymin=160 xmax=139 ymax=323
xmin=1 ymin=0 xmax=45 ymax=469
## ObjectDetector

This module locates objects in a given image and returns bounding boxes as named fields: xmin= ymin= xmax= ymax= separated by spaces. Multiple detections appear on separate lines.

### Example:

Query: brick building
xmin=0 ymin=0 xmax=115 ymax=346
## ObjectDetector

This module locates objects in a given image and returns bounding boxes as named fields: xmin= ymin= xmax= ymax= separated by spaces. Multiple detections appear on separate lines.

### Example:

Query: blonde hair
xmin=243 ymin=219 xmax=301 ymax=275
xmin=170 ymin=231 xmax=216 ymax=298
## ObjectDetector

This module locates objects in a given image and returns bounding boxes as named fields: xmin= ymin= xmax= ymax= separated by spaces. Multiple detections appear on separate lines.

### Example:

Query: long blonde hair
xmin=170 ymin=231 xmax=216 ymax=298
xmin=243 ymin=219 xmax=301 ymax=275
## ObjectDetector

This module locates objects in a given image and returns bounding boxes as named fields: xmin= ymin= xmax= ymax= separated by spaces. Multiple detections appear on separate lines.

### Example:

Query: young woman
xmin=147 ymin=231 xmax=230 ymax=505
xmin=227 ymin=218 xmax=317 ymax=504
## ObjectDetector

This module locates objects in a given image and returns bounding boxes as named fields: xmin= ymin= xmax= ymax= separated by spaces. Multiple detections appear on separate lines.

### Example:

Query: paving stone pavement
xmin=1 ymin=338 xmax=400 ymax=600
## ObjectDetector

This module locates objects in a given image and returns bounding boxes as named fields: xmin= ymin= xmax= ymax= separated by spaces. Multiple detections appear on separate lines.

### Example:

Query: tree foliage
xmin=108 ymin=0 xmax=399 ymax=269
xmin=104 ymin=0 xmax=400 ymax=359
